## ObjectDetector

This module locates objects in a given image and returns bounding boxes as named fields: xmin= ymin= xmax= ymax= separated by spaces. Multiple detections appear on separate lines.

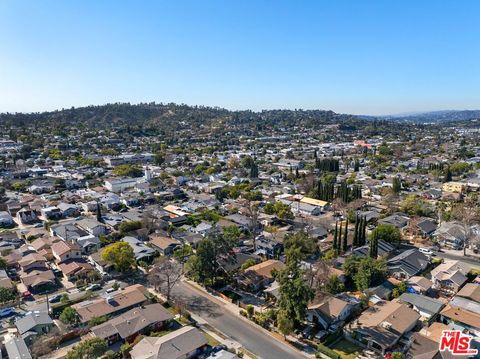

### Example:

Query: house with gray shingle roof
xmin=398 ymin=292 xmax=444 ymax=320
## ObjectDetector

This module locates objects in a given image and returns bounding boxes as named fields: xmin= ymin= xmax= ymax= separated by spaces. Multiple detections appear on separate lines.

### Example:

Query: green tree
xmin=96 ymin=201 xmax=102 ymax=223
xmin=324 ymin=275 xmax=345 ymax=294
xmin=276 ymin=310 xmax=294 ymax=339
xmin=101 ymin=242 xmax=136 ymax=272
xmin=392 ymin=176 xmax=401 ymax=194
xmin=370 ymin=223 xmax=401 ymax=244
xmin=0 ymin=287 xmax=17 ymax=303
xmin=185 ymin=239 xmax=216 ymax=284
xmin=354 ymin=257 xmax=387 ymax=291
xmin=66 ymin=338 xmax=108 ymax=359
xmin=173 ymin=244 xmax=194 ymax=264
xmin=241 ymin=258 xmax=257 ymax=270
xmin=283 ymin=231 xmax=317 ymax=259
xmin=88 ymin=316 xmax=108 ymax=327
xmin=369 ymin=231 xmax=378 ymax=258
xmin=113 ymin=164 xmax=143 ymax=177
xmin=59 ymin=307 xmax=78 ymax=326
xmin=276 ymin=247 xmax=314 ymax=325
xmin=118 ymin=220 xmax=142 ymax=234
xmin=0 ymin=257 xmax=7 ymax=269
xmin=342 ymin=219 xmax=348 ymax=253
xmin=222 ymin=225 xmax=241 ymax=247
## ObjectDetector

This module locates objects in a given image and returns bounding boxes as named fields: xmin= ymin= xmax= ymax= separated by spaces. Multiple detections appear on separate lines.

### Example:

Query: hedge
xmin=316 ymin=344 xmax=341 ymax=359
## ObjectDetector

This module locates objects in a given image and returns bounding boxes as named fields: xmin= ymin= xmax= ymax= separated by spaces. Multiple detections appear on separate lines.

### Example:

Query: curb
xmin=182 ymin=280 xmax=314 ymax=358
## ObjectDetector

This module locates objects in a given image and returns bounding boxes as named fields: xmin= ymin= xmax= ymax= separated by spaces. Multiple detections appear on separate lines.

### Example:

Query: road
xmin=172 ymin=281 xmax=308 ymax=359
xmin=432 ymin=250 xmax=480 ymax=268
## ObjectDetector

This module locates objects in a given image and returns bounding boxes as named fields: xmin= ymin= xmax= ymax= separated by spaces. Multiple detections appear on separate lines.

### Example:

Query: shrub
xmin=316 ymin=344 xmax=341 ymax=359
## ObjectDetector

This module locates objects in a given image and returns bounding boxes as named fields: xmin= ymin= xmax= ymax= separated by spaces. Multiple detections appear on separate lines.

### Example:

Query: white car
xmin=419 ymin=247 xmax=433 ymax=256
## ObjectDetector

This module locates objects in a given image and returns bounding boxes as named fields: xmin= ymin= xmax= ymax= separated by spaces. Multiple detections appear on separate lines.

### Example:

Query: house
xmin=378 ymin=213 xmax=410 ymax=229
xmin=130 ymin=326 xmax=208 ymax=359
xmin=307 ymin=294 xmax=359 ymax=330
xmin=456 ymin=283 xmax=480 ymax=303
xmin=238 ymin=259 xmax=285 ymax=291
xmin=91 ymin=303 xmax=173 ymax=344
xmin=51 ymin=241 xmax=82 ymax=263
xmin=40 ymin=206 xmax=62 ymax=220
xmin=435 ymin=222 xmax=467 ymax=250
xmin=352 ymin=240 xmax=395 ymax=258
xmin=397 ymin=292 xmax=444 ymax=320
xmin=224 ymin=214 xmax=252 ymax=231
xmin=20 ymin=269 xmax=56 ymax=293
xmin=192 ymin=221 xmax=214 ymax=237
xmin=15 ymin=311 xmax=54 ymax=346
xmin=415 ymin=218 xmax=437 ymax=238
xmin=16 ymin=208 xmax=37 ymax=224
xmin=4 ymin=335 xmax=32 ymax=359
xmin=58 ymin=260 xmax=95 ymax=281
xmin=387 ymin=248 xmax=429 ymax=279
xmin=105 ymin=178 xmax=138 ymax=193
xmin=50 ymin=223 xmax=87 ymax=241
xmin=0 ymin=211 xmax=14 ymax=227
xmin=440 ymin=304 xmax=480 ymax=338
xmin=149 ymin=234 xmax=181 ymax=256
xmin=255 ymin=236 xmax=283 ymax=258
xmin=406 ymin=276 xmax=433 ymax=295
xmin=76 ymin=234 xmax=101 ymax=254
xmin=72 ymin=284 xmax=148 ymax=323
xmin=123 ymin=236 xmax=156 ymax=262
xmin=291 ymin=201 xmax=321 ymax=216
xmin=365 ymin=281 xmax=395 ymax=303
xmin=442 ymin=181 xmax=465 ymax=193
xmin=18 ymin=253 xmax=48 ymax=272
xmin=57 ymin=202 xmax=80 ymax=217
xmin=430 ymin=260 xmax=469 ymax=293
xmin=347 ymin=301 xmax=420 ymax=355
xmin=76 ymin=218 xmax=106 ymax=236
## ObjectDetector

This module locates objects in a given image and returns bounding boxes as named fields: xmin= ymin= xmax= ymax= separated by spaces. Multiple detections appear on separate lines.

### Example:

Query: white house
xmin=104 ymin=178 xmax=138 ymax=193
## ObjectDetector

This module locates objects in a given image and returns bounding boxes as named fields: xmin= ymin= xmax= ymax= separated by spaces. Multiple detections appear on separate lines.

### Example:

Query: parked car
xmin=86 ymin=283 xmax=102 ymax=291
xmin=48 ymin=294 xmax=63 ymax=303
xmin=314 ymin=330 xmax=328 ymax=342
xmin=301 ymin=325 xmax=315 ymax=339
xmin=0 ymin=307 xmax=16 ymax=318
xmin=419 ymin=247 xmax=433 ymax=256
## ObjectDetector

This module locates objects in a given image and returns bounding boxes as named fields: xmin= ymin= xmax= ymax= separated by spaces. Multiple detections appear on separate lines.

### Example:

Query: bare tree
xmin=451 ymin=202 xmax=480 ymax=256
xmin=148 ymin=257 xmax=183 ymax=302
xmin=142 ymin=210 xmax=158 ymax=234
xmin=30 ymin=328 xmax=61 ymax=358
xmin=305 ymin=258 xmax=332 ymax=292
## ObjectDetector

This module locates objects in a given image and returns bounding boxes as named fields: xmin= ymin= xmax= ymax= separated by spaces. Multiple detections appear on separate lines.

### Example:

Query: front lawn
xmin=329 ymin=339 xmax=362 ymax=359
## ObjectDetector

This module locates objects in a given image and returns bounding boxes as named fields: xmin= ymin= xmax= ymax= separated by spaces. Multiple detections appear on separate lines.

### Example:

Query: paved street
xmin=172 ymin=281 xmax=309 ymax=359
xmin=432 ymin=250 xmax=480 ymax=268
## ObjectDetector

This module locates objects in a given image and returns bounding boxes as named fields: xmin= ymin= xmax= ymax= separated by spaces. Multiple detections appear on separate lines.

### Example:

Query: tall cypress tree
xmin=353 ymin=215 xmax=359 ymax=247
xmin=96 ymin=201 xmax=102 ymax=223
xmin=342 ymin=219 xmax=348 ymax=253
xmin=333 ymin=221 xmax=338 ymax=253
xmin=338 ymin=221 xmax=342 ymax=255
xmin=369 ymin=231 xmax=378 ymax=258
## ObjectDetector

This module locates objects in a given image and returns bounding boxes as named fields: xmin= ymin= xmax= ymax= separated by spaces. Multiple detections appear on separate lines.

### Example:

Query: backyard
xmin=329 ymin=339 xmax=362 ymax=359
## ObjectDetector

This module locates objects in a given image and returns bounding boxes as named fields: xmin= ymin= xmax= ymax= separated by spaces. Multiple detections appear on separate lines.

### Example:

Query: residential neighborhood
xmin=0 ymin=106 xmax=478 ymax=359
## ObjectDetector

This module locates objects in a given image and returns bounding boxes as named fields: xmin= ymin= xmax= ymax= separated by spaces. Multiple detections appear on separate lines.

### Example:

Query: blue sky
xmin=1 ymin=1 xmax=479 ymax=115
